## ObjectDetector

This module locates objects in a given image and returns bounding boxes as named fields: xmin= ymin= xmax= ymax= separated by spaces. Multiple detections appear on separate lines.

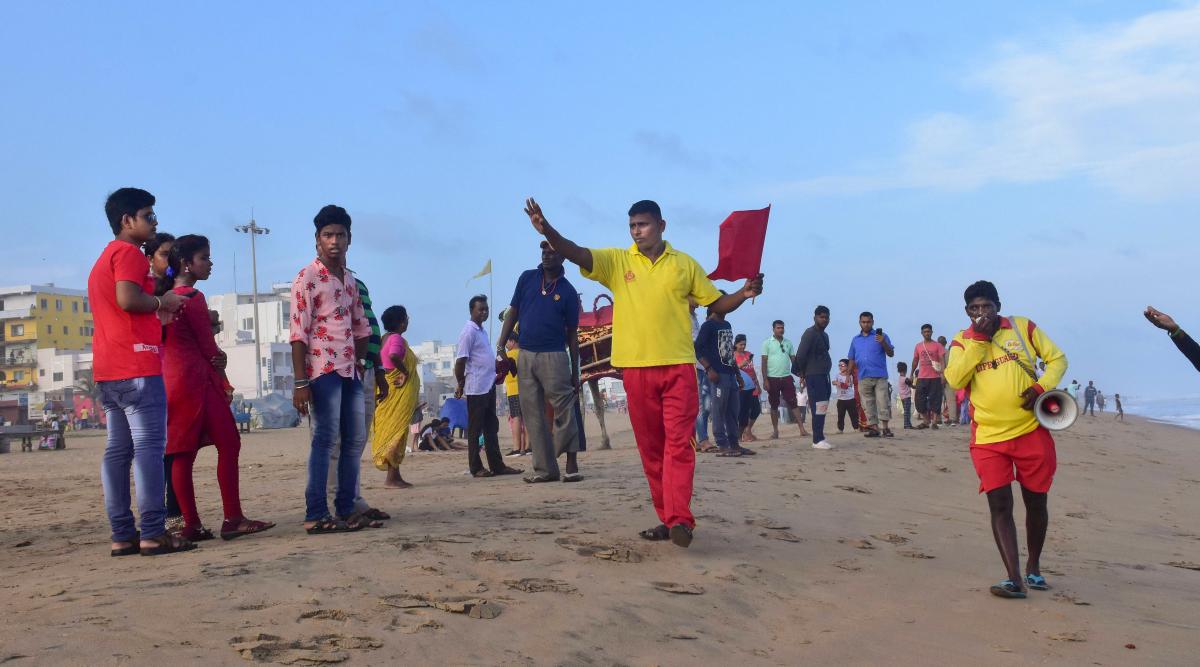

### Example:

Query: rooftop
xmin=0 ymin=284 xmax=88 ymax=298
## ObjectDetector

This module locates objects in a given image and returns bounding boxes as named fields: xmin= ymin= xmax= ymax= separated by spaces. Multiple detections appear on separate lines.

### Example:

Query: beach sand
xmin=1 ymin=412 xmax=1198 ymax=665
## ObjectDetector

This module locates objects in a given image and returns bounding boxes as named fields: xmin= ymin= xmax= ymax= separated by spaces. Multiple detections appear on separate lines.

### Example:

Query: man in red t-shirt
xmin=89 ymin=188 xmax=192 ymax=557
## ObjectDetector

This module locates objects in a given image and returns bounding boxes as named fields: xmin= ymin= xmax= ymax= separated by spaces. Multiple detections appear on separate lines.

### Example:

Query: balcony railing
xmin=0 ymin=356 xmax=35 ymax=368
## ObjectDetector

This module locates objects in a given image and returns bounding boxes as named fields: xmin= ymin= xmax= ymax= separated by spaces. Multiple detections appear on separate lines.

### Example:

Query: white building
xmin=410 ymin=340 xmax=458 ymax=409
xmin=207 ymin=284 xmax=294 ymax=398
xmin=34 ymin=348 xmax=92 ymax=393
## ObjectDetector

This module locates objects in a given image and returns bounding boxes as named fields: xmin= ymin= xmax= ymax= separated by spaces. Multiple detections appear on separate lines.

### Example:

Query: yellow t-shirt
xmin=504 ymin=348 xmax=520 ymax=396
xmin=581 ymin=242 xmax=722 ymax=368
xmin=944 ymin=316 xmax=1067 ymax=445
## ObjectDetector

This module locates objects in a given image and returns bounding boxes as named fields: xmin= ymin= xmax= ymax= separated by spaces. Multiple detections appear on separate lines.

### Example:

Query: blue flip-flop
xmin=1025 ymin=574 xmax=1050 ymax=590
xmin=989 ymin=579 xmax=1027 ymax=599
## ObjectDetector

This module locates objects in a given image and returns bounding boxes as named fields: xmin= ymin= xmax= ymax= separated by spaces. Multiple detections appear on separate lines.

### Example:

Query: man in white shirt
xmin=454 ymin=295 xmax=523 ymax=478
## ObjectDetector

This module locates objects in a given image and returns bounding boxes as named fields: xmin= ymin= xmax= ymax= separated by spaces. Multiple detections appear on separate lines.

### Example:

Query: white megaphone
xmin=1034 ymin=389 xmax=1077 ymax=431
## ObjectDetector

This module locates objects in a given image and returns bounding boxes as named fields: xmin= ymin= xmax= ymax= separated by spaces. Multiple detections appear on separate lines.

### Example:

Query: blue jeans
xmin=805 ymin=374 xmax=831 ymax=444
xmin=99 ymin=376 xmax=168 ymax=542
xmin=709 ymin=373 xmax=741 ymax=449
xmin=306 ymin=372 xmax=366 ymax=521
xmin=695 ymin=368 xmax=712 ymax=441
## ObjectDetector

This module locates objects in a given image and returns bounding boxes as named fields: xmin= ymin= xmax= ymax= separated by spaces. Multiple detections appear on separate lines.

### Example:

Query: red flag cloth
xmin=706 ymin=205 xmax=770 ymax=281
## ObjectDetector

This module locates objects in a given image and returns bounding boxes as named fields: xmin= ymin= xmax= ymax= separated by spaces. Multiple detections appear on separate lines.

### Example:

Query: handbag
xmin=918 ymin=341 xmax=943 ymax=374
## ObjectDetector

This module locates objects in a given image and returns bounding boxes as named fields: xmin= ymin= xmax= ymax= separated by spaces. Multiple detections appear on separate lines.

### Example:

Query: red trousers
xmin=623 ymin=364 xmax=699 ymax=529
xmin=171 ymin=407 xmax=244 ymax=529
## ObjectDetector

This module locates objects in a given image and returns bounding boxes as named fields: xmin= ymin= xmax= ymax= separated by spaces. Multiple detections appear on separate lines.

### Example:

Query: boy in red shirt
xmin=89 ymin=188 xmax=193 ymax=556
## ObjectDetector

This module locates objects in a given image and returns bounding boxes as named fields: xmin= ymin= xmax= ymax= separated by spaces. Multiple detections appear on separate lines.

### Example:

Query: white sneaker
xmin=812 ymin=440 xmax=833 ymax=450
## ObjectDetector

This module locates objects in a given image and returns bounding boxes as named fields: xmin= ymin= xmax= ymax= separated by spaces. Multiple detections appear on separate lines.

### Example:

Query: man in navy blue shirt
xmin=497 ymin=240 xmax=584 ymax=482
xmin=848 ymin=311 xmax=895 ymax=438
xmin=695 ymin=297 xmax=750 ymax=456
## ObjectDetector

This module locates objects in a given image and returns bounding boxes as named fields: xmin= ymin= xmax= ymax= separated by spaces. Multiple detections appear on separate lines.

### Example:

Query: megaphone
xmin=1034 ymin=389 xmax=1077 ymax=431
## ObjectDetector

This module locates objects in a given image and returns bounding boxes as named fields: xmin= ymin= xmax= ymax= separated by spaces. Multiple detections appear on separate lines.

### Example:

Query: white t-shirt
xmin=833 ymin=372 xmax=855 ymax=400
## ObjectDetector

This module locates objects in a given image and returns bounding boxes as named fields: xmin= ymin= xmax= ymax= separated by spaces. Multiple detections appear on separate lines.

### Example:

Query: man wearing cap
xmin=497 ymin=240 xmax=584 ymax=483
xmin=522 ymin=197 xmax=762 ymax=548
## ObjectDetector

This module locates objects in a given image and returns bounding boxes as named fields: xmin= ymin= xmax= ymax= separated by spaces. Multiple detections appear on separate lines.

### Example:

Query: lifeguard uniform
xmin=945 ymin=316 xmax=1067 ymax=493
xmin=582 ymin=242 xmax=721 ymax=529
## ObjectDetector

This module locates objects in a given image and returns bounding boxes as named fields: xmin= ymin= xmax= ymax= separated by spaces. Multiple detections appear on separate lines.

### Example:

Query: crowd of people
xmin=89 ymin=185 xmax=1193 ymax=600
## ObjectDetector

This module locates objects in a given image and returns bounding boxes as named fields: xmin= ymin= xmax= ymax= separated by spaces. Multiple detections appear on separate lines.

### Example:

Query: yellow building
xmin=0 ymin=284 xmax=94 ymax=391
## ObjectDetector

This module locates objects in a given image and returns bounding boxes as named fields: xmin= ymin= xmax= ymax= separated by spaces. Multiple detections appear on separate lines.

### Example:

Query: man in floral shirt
xmin=290 ymin=205 xmax=371 ymax=534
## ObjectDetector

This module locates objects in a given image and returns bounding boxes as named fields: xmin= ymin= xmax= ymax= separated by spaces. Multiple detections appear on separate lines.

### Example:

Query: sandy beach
xmin=1 ymin=412 xmax=1198 ymax=666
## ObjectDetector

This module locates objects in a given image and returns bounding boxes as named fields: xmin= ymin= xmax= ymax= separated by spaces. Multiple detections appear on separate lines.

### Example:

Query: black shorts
xmin=507 ymin=395 xmax=522 ymax=418
xmin=915 ymin=378 xmax=943 ymax=413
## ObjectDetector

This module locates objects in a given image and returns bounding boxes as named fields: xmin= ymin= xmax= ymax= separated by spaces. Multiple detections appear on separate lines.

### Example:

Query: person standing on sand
xmin=691 ymin=299 xmax=714 ymax=452
xmin=1084 ymin=381 xmax=1098 ymax=417
xmin=695 ymin=296 xmax=750 ymax=457
xmin=944 ymin=280 xmax=1067 ymax=599
xmin=89 ymin=187 xmax=194 ymax=556
xmin=793 ymin=305 xmax=833 ymax=449
xmin=289 ymin=205 xmax=374 ymax=535
xmin=371 ymin=305 xmax=419 ymax=489
xmin=1145 ymin=307 xmax=1200 ymax=372
xmin=733 ymin=334 xmax=762 ymax=443
xmin=455 ymin=296 xmax=524 ymax=479
xmin=496 ymin=239 xmax=584 ymax=483
xmin=760 ymin=320 xmax=806 ymax=440
xmin=523 ymin=197 xmax=762 ymax=548
xmin=896 ymin=361 xmax=914 ymax=429
xmin=163 ymin=234 xmax=274 ymax=542
xmin=1114 ymin=394 xmax=1124 ymax=420
xmin=1096 ymin=391 xmax=1106 ymax=413
xmin=833 ymin=359 xmax=859 ymax=433
xmin=848 ymin=312 xmax=894 ymax=438
xmin=912 ymin=324 xmax=945 ymax=430
xmin=501 ymin=334 xmax=528 ymax=458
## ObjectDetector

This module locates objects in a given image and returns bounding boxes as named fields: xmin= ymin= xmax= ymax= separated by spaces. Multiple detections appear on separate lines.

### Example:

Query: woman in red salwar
xmin=164 ymin=235 xmax=274 ymax=541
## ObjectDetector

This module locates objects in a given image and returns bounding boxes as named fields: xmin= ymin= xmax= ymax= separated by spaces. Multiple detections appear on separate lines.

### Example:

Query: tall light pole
xmin=235 ymin=213 xmax=270 ymax=398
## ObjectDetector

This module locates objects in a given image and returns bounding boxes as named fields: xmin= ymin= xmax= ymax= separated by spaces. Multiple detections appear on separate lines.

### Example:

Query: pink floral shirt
xmin=289 ymin=258 xmax=371 ymax=380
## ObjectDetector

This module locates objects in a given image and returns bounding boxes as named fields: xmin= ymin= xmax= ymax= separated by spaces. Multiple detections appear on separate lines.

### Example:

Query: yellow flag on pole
xmin=467 ymin=259 xmax=492 ymax=285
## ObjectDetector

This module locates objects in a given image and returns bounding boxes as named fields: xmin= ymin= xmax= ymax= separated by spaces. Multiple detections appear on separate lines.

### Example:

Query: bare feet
xmin=384 ymin=479 xmax=413 ymax=489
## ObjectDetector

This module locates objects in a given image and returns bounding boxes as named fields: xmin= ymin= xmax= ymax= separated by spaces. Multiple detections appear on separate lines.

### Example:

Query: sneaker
xmin=505 ymin=450 xmax=521 ymax=457
xmin=812 ymin=440 xmax=833 ymax=450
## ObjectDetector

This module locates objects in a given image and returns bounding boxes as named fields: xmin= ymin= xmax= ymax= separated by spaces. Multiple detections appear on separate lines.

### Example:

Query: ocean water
xmin=1121 ymin=395 xmax=1200 ymax=431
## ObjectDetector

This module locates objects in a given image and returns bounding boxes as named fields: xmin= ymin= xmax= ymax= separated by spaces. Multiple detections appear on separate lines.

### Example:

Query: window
xmin=11 ymin=324 xmax=22 ymax=336
xmin=53 ymin=372 xmax=63 ymax=382
xmin=72 ymin=302 xmax=78 ymax=312
xmin=40 ymin=298 xmax=47 ymax=309
xmin=14 ymin=371 xmax=23 ymax=381
xmin=55 ymin=299 xmax=63 ymax=311
xmin=39 ymin=369 xmax=45 ymax=377
xmin=83 ymin=299 xmax=89 ymax=313
xmin=46 ymin=325 xmax=52 ymax=333
xmin=242 ymin=318 xmax=253 ymax=330
xmin=62 ymin=326 xmax=68 ymax=334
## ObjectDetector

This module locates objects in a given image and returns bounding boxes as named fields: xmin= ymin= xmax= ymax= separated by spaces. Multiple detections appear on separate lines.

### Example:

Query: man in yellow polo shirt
xmin=522 ymin=197 xmax=763 ymax=548
xmin=944 ymin=280 xmax=1067 ymax=600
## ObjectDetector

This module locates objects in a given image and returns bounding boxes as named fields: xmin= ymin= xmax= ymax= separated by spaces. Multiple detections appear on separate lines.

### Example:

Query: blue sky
xmin=2 ymin=1 xmax=1197 ymax=397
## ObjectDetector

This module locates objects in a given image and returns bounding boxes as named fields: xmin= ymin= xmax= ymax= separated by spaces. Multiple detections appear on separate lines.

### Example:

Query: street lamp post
xmin=235 ymin=215 xmax=270 ymax=398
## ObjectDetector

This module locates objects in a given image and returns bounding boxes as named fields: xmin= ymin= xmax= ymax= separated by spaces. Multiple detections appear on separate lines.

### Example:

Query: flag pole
xmin=489 ymin=269 xmax=494 ymax=344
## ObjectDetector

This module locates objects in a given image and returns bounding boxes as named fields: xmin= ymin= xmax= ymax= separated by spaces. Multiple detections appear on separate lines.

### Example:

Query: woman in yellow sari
xmin=372 ymin=305 xmax=420 ymax=488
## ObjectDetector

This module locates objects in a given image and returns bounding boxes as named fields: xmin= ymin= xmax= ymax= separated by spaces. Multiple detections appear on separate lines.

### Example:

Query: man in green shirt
xmin=760 ymin=320 xmax=807 ymax=439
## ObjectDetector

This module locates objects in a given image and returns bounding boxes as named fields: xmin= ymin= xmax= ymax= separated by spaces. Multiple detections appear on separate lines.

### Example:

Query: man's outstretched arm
xmin=706 ymin=274 xmax=764 ymax=316
xmin=525 ymin=198 xmax=592 ymax=273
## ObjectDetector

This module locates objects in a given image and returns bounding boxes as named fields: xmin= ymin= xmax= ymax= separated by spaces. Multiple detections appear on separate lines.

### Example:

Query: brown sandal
xmin=221 ymin=518 xmax=276 ymax=541
xmin=140 ymin=533 xmax=197 ymax=556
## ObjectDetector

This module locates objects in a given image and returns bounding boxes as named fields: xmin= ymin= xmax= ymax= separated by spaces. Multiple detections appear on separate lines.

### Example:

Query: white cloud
xmin=778 ymin=4 xmax=1200 ymax=200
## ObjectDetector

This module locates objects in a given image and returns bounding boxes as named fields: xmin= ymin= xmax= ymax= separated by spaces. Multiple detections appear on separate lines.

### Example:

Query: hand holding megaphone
xmin=1032 ymin=389 xmax=1078 ymax=431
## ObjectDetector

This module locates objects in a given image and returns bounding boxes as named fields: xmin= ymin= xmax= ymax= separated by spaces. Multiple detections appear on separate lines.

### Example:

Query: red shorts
xmin=969 ymin=426 xmax=1057 ymax=494
xmin=766 ymin=376 xmax=798 ymax=409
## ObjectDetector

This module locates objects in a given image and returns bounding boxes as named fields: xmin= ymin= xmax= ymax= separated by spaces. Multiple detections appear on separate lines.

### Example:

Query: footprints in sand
xmin=554 ymin=536 xmax=645 ymax=563
xmin=379 ymin=593 xmax=503 ymax=619
xmin=1164 ymin=561 xmax=1200 ymax=571
xmin=834 ymin=484 xmax=872 ymax=494
xmin=471 ymin=550 xmax=531 ymax=562
xmin=871 ymin=533 xmax=909 ymax=545
xmin=651 ymin=581 xmax=705 ymax=595
xmin=838 ymin=538 xmax=874 ymax=550
xmin=505 ymin=578 xmax=578 ymax=594
xmin=229 ymin=633 xmax=382 ymax=664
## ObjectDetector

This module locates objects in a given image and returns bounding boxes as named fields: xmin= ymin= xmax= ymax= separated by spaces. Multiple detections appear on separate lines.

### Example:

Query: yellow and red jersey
xmin=944 ymin=316 xmax=1067 ymax=445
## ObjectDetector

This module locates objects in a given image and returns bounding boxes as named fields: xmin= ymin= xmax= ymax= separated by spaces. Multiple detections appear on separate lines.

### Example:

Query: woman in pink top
xmin=370 ymin=305 xmax=420 ymax=489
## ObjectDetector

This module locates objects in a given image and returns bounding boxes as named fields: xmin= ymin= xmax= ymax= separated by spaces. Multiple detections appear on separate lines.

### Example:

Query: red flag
xmin=706 ymin=205 xmax=770 ymax=281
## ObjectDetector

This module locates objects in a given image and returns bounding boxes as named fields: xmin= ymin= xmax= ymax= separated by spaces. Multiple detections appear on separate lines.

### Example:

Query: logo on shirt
xmin=624 ymin=270 xmax=636 ymax=283
xmin=132 ymin=343 xmax=159 ymax=354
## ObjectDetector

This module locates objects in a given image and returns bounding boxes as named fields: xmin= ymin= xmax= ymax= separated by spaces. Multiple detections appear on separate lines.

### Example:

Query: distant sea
xmin=1122 ymin=396 xmax=1200 ymax=431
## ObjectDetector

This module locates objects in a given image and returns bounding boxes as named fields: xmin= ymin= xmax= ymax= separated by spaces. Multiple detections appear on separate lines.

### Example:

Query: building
xmin=207 ymin=284 xmax=294 ymax=398
xmin=0 ymin=284 xmax=94 ymax=392
xmin=410 ymin=340 xmax=458 ymax=410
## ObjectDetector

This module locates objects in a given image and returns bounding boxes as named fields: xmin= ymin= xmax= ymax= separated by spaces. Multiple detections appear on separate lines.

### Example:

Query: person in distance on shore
xmin=793 ymin=305 xmax=834 ymax=449
xmin=522 ymin=197 xmax=762 ymax=548
xmin=944 ymin=280 xmax=1067 ymax=599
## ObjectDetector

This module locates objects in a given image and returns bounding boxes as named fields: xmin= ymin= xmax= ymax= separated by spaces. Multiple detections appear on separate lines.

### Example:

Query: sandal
xmin=111 ymin=532 xmax=140 ymax=557
xmin=523 ymin=474 xmax=559 ymax=484
xmin=669 ymin=524 xmax=694 ymax=548
xmin=639 ymin=524 xmax=670 ymax=541
xmin=341 ymin=513 xmax=383 ymax=530
xmin=863 ymin=429 xmax=881 ymax=438
xmin=699 ymin=444 xmax=722 ymax=453
xmin=181 ymin=525 xmax=216 ymax=542
xmin=715 ymin=449 xmax=743 ymax=457
xmin=139 ymin=533 xmax=197 ymax=556
xmin=882 ymin=430 xmax=895 ymax=438
xmin=362 ymin=508 xmax=390 ymax=521
xmin=1025 ymin=574 xmax=1051 ymax=590
xmin=737 ymin=447 xmax=757 ymax=456
xmin=472 ymin=470 xmax=494 ymax=478
xmin=989 ymin=579 xmax=1027 ymax=599
xmin=561 ymin=473 xmax=584 ymax=483
xmin=494 ymin=466 xmax=524 ymax=475
xmin=915 ymin=423 xmax=928 ymax=430
xmin=220 ymin=518 xmax=276 ymax=541
xmin=305 ymin=517 xmax=361 ymax=535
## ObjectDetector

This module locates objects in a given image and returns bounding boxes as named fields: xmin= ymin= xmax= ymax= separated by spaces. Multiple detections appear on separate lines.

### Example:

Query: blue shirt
xmin=509 ymin=266 xmax=580 ymax=352
xmin=848 ymin=329 xmax=892 ymax=380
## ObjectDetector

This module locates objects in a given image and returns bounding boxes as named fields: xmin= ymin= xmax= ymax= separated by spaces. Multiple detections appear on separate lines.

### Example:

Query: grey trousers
xmin=318 ymin=383 xmax=372 ymax=514
xmin=517 ymin=350 xmax=580 ymax=478
xmin=859 ymin=376 xmax=891 ymax=425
